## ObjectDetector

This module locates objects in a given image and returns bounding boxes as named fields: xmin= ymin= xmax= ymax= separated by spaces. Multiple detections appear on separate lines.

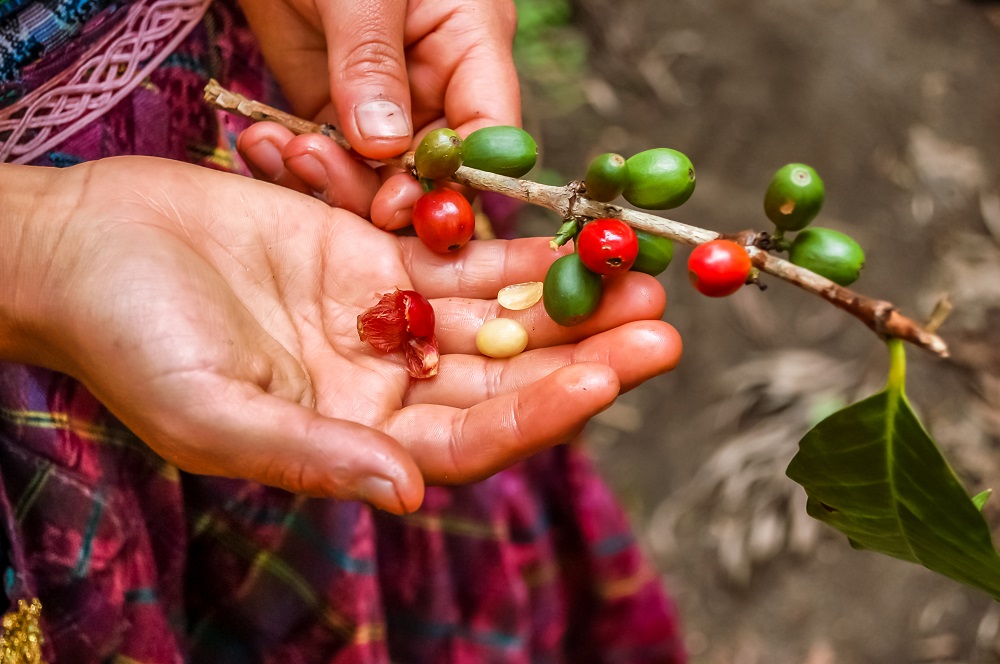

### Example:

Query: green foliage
xmin=787 ymin=339 xmax=1000 ymax=600
xmin=513 ymin=0 xmax=587 ymax=114
xmin=515 ymin=0 xmax=572 ymax=36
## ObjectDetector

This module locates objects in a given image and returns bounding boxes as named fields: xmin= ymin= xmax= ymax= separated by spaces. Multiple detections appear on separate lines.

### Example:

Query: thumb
xmin=320 ymin=0 xmax=412 ymax=160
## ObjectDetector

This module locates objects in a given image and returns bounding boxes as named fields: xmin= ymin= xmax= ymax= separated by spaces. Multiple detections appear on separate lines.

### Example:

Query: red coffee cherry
xmin=357 ymin=289 xmax=439 ymax=379
xmin=688 ymin=239 xmax=752 ymax=297
xmin=576 ymin=218 xmax=639 ymax=276
xmin=412 ymin=189 xmax=475 ymax=253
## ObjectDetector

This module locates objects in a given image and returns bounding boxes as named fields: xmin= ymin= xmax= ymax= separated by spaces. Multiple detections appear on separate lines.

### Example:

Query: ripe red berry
xmin=688 ymin=239 xmax=752 ymax=297
xmin=412 ymin=189 xmax=475 ymax=253
xmin=576 ymin=218 xmax=639 ymax=275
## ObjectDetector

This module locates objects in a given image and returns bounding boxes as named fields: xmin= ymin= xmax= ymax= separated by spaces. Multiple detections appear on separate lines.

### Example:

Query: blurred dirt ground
xmin=513 ymin=1 xmax=1000 ymax=662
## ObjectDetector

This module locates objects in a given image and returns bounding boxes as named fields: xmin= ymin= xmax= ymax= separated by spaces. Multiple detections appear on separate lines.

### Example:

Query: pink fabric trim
xmin=0 ymin=0 xmax=212 ymax=164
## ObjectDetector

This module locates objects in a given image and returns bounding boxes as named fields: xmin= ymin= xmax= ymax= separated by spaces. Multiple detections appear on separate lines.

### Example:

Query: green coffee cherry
xmin=414 ymin=128 xmax=463 ymax=179
xmin=584 ymin=153 xmax=629 ymax=202
xmin=622 ymin=148 xmax=696 ymax=210
xmin=630 ymin=229 xmax=674 ymax=276
xmin=764 ymin=163 xmax=825 ymax=232
xmin=788 ymin=227 xmax=865 ymax=286
xmin=461 ymin=126 xmax=538 ymax=177
xmin=543 ymin=252 xmax=603 ymax=326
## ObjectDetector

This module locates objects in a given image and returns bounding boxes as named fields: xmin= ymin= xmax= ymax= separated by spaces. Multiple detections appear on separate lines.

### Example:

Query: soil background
xmin=514 ymin=1 xmax=1000 ymax=662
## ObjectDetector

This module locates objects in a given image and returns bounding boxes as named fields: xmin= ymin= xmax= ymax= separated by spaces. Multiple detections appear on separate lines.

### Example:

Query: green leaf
xmin=786 ymin=339 xmax=1000 ymax=600
xmin=974 ymin=489 xmax=993 ymax=512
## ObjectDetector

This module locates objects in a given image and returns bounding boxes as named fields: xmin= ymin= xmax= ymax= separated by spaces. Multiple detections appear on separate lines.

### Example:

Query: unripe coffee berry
xmin=414 ymin=128 xmax=463 ymax=180
xmin=584 ymin=153 xmax=629 ymax=202
xmin=543 ymin=252 xmax=603 ymax=326
xmin=576 ymin=218 xmax=639 ymax=276
xmin=764 ymin=163 xmax=824 ymax=232
xmin=787 ymin=227 xmax=865 ymax=286
xmin=461 ymin=126 xmax=538 ymax=177
xmin=630 ymin=228 xmax=674 ymax=276
xmin=623 ymin=148 xmax=696 ymax=210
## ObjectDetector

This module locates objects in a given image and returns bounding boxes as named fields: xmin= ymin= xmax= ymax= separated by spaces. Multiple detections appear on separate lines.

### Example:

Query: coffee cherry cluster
xmin=544 ymin=218 xmax=639 ymax=326
xmin=763 ymin=163 xmax=865 ymax=286
xmin=410 ymin=125 xmax=541 ymax=357
xmin=539 ymin=146 xmax=698 ymax=326
xmin=583 ymin=148 xmax=696 ymax=210
xmin=410 ymin=125 xmax=538 ymax=254
xmin=409 ymin=129 xmax=864 ymax=331
xmin=542 ymin=218 xmax=678 ymax=326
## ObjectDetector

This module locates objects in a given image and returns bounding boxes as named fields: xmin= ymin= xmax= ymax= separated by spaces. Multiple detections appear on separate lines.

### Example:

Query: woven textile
xmin=0 ymin=0 xmax=212 ymax=163
xmin=0 ymin=2 xmax=687 ymax=662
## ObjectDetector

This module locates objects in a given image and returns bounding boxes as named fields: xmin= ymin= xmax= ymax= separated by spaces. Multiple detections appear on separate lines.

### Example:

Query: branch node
xmin=872 ymin=301 xmax=896 ymax=338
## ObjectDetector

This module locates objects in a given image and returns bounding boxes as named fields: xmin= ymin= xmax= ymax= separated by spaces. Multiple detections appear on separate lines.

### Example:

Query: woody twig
xmin=204 ymin=79 xmax=949 ymax=358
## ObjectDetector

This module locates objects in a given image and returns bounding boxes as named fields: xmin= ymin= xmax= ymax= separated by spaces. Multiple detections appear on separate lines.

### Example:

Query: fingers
xmin=236 ymin=123 xmax=312 ymax=196
xmin=431 ymin=273 xmax=667 ymax=356
xmin=385 ymin=363 xmax=619 ymax=484
xmin=237 ymin=123 xmax=383 ymax=217
xmin=402 ymin=236 xmax=571 ymax=299
xmin=404 ymin=0 xmax=522 ymax=134
xmin=318 ymin=0 xmax=412 ymax=160
xmin=148 ymin=376 xmax=425 ymax=514
xmin=406 ymin=320 xmax=682 ymax=408
xmin=370 ymin=171 xmax=423 ymax=229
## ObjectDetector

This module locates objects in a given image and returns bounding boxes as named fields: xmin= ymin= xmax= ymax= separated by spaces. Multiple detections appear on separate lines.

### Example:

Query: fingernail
xmin=360 ymin=476 xmax=405 ymax=514
xmin=285 ymin=153 xmax=331 ymax=202
xmin=243 ymin=140 xmax=284 ymax=181
xmin=354 ymin=100 xmax=410 ymax=140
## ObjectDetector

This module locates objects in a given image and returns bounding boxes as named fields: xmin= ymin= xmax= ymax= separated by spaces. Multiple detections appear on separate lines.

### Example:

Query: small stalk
xmin=549 ymin=219 xmax=580 ymax=251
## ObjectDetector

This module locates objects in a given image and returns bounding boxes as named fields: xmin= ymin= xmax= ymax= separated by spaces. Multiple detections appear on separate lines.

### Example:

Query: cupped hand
xmin=15 ymin=158 xmax=681 ymax=514
xmin=234 ymin=0 xmax=520 ymax=224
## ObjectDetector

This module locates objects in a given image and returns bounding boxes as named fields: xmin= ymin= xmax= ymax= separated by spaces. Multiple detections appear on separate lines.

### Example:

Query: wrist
xmin=0 ymin=163 xmax=79 ymax=368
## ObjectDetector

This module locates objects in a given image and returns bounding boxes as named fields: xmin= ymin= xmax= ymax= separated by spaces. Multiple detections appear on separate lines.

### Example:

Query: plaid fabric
xmin=0 ymin=2 xmax=687 ymax=662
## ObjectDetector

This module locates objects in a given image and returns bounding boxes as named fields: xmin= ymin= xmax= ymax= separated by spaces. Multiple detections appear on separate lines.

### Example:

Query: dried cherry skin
xmin=576 ymin=218 xmax=639 ymax=276
xmin=411 ymin=188 xmax=476 ymax=253
xmin=687 ymin=239 xmax=752 ymax=297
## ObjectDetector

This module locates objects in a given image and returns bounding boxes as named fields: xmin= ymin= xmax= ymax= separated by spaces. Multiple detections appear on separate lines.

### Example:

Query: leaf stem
xmin=886 ymin=338 xmax=907 ymax=393
xmin=204 ymin=79 xmax=950 ymax=359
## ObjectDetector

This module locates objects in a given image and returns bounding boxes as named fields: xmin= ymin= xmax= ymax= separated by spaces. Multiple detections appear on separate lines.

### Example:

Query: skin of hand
xmin=234 ymin=0 xmax=520 ymax=225
xmin=0 ymin=157 xmax=682 ymax=515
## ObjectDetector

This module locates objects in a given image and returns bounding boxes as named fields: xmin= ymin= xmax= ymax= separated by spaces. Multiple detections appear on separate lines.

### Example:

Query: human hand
xmin=234 ymin=0 xmax=520 ymax=224
xmin=2 ymin=158 xmax=681 ymax=514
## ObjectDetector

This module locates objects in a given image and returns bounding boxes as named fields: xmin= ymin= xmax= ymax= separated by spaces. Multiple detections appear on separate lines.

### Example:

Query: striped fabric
xmin=0 ymin=2 xmax=687 ymax=662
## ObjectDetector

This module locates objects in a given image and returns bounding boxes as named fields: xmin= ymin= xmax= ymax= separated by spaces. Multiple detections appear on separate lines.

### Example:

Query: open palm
xmin=37 ymin=157 xmax=680 ymax=513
